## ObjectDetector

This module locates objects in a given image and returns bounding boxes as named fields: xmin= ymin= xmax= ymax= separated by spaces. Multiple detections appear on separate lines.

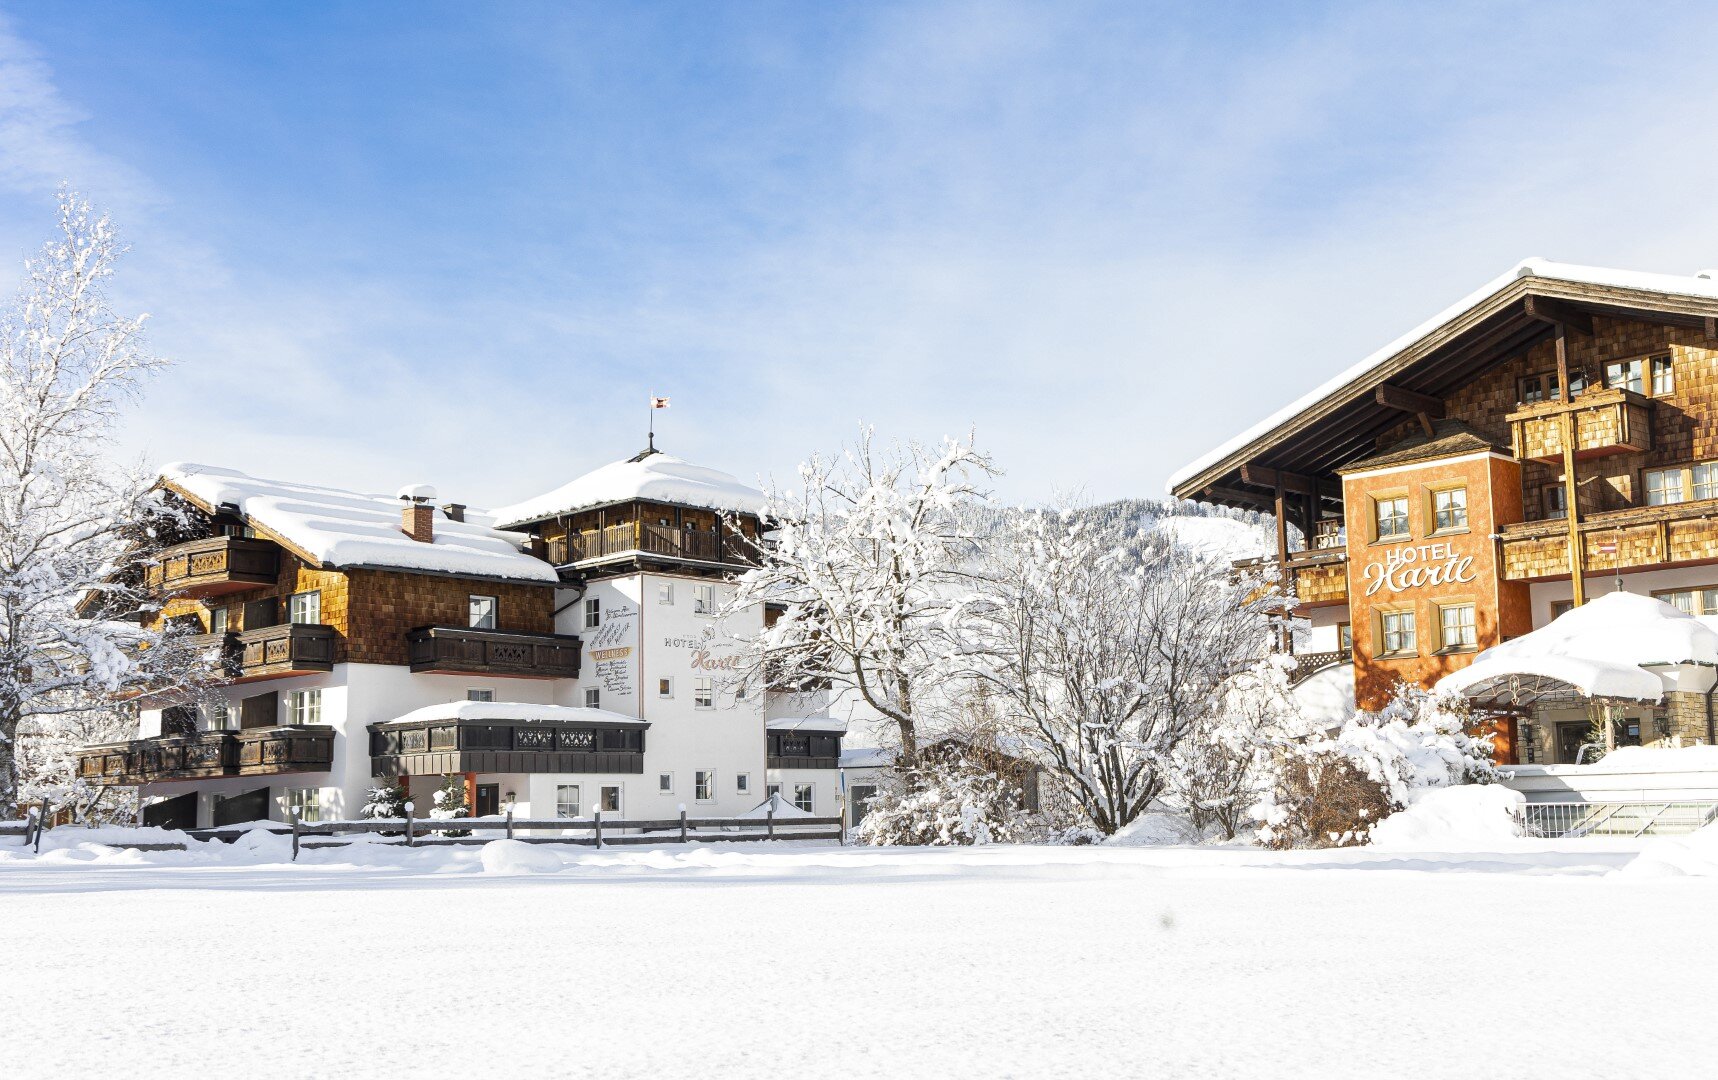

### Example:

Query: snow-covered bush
xmin=1254 ymin=685 xmax=1496 ymax=848
xmin=1169 ymin=655 xmax=1298 ymax=840
xmin=430 ymin=774 xmax=471 ymax=837
xmin=857 ymin=767 xmax=1027 ymax=846
xmin=362 ymin=782 xmax=408 ymax=819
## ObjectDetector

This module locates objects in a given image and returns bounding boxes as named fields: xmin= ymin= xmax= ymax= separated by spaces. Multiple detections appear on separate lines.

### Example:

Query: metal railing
xmin=1513 ymin=801 xmax=1718 ymax=839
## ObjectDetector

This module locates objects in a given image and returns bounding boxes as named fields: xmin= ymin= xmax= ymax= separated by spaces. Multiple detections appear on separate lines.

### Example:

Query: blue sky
xmin=4 ymin=1 xmax=1718 ymax=507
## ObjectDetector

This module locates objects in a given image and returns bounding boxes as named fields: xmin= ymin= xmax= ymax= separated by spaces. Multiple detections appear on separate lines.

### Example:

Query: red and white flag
xmin=650 ymin=396 xmax=670 ymax=409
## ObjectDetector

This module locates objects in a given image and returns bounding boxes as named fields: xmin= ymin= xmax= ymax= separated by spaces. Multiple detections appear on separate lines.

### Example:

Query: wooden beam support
xmin=1705 ymin=315 xmax=1717 ymax=343
xmin=1523 ymin=295 xmax=1594 ymax=336
xmin=1240 ymin=462 xmax=1316 ymax=496
xmin=1373 ymin=383 xmax=1445 ymax=418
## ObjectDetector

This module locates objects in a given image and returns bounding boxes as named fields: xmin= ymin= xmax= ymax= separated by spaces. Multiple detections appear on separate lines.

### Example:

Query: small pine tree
xmin=430 ymin=774 xmax=471 ymax=837
xmin=362 ymin=782 xmax=408 ymax=819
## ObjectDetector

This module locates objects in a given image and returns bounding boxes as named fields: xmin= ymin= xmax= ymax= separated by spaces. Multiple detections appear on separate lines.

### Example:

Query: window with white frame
xmin=1605 ymin=357 xmax=1646 ymax=394
xmin=735 ymin=773 xmax=750 ymax=794
xmin=1431 ymin=486 xmax=1467 ymax=532
xmin=695 ymin=770 xmax=714 ymax=801
xmin=693 ymin=584 xmax=713 ymax=614
xmin=658 ymin=581 xmax=674 ymax=605
xmin=693 ymin=677 xmax=714 ymax=709
xmin=555 ymin=784 xmax=582 ymax=819
xmin=207 ymin=700 xmax=232 ymax=732
xmin=1652 ymin=354 xmax=1675 ymax=396
xmin=584 ymin=687 xmax=600 ymax=709
xmin=1439 ymin=603 xmax=1477 ymax=651
xmin=584 ymin=597 xmax=601 ymax=629
xmin=466 ymin=688 xmax=495 ymax=702
xmin=1646 ymin=467 xmax=1688 ymax=506
xmin=1694 ymin=463 xmax=1718 ymax=502
xmin=792 ymin=783 xmax=814 ymax=813
xmin=658 ymin=772 xmax=674 ymax=794
xmin=287 ymin=590 xmax=321 ymax=625
xmin=468 ymin=595 xmax=497 ymax=629
xmin=208 ymin=606 xmax=229 ymax=635
xmin=599 ymin=785 xmax=622 ymax=813
xmin=1379 ymin=609 xmax=1416 ymax=656
xmin=766 ymin=783 xmax=781 ymax=799
xmin=288 ymin=688 xmax=321 ymax=725
xmin=658 ymin=677 xmax=674 ymax=699
xmin=1374 ymin=495 xmax=1409 ymax=541
xmin=284 ymin=787 xmax=321 ymax=823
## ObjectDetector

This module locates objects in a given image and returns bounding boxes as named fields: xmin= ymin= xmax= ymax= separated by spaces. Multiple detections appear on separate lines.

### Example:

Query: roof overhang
xmin=1171 ymin=271 xmax=1718 ymax=512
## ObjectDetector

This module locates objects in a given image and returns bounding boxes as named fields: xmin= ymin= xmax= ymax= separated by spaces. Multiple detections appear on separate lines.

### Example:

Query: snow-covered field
xmin=5 ymin=832 xmax=1717 ymax=1079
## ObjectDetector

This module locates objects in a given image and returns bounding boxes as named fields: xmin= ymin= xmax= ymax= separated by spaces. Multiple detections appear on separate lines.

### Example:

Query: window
xmin=1656 ymin=587 xmax=1718 ymax=616
xmin=1338 ymin=623 xmax=1352 ymax=653
xmin=555 ymin=784 xmax=582 ymax=819
xmin=1605 ymin=358 xmax=1645 ymax=394
xmin=693 ymin=677 xmax=714 ymax=709
xmin=1646 ymin=467 xmax=1686 ymax=506
xmin=735 ymin=773 xmax=750 ymax=794
xmin=693 ymin=584 xmax=713 ymax=614
xmin=1520 ymin=370 xmax=1586 ymax=404
xmin=1374 ymin=495 xmax=1409 ymax=541
xmin=1694 ymin=463 xmax=1718 ymax=502
xmin=288 ymin=689 xmax=321 ymax=725
xmin=208 ymin=606 xmax=229 ymax=635
xmin=1652 ymin=354 xmax=1675 ymax=396
xmin=584 ymin=597 xmax=601 ymax=629
xmin=584 ymin=687 xmax=601 ymax=709
xmin=658 ymin=677 xmax=674 ymax=699
xmin=792 ymin=784 xmax=814 ymax=813
xmin=466 ymin=688 xmax=495 ymax=702
xmin=695 ymin=770 xmax=714 ymax=801
xmin=1439 ymin=603 xmax=1477 ymax=652
xmin=207 ymin=700 xmax=232 ymax=732
xmin=658 ymin=581 xmax=674 ymax=605
xmin=284 ymin=787 xmax=321 ymax=823
xmin=468 ymin=595 xmax=497 ymax=629
xmin=658 ymin=772 xmax=674 ymax=794
xmin=287 ymin=591 xmax=321 ymax=625
xmin=1379 ymin=609 xmax=1416 ymax=656
xmin=599 ymin=785 xmax=622 ymax=814
xmin=766 ymin=783 xmax=782 ymax=799
xmin=1431 ymin=487 xmax=1467 ymax=532
xmin=1550 ymin=599 xmax=1575 ymax=620
xmin=1544 ymin=484 xmax=1567 ymax=519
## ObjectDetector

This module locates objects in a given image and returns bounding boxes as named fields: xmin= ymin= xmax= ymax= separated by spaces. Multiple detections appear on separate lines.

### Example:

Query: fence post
xmin=405 ymin=801 xmax=415 ymax=847
xmin=594 ymin=809 xmax=603 ymax=849
xmin=23 ymin=803 xmax=38 ymax=848
xmin=34 ymin=799 xmax=51 ymax=852
xmin=505 ymin=808 xmax=514 ymax=840
xmin=290 ymin=814 xmax=301 ymax=862
xmin=679 ymin=804 xmax=687 ymax=844
xmin=767 ymin=802 xmax=775 ymax=841
xmin=838 ymin=794 xmax=847 ymax=846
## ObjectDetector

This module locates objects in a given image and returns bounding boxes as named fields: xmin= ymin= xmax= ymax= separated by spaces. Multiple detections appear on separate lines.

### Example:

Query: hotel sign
xmin=1360 ymin=541 xmax=1477 ymax=597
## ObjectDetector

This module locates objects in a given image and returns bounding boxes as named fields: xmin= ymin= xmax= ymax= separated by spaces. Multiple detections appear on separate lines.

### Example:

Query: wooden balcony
xmin=767 ymin=732 xmax=843 ymax=770
xmin=369 ymin=716 xmax=645 ymax=776
xmin=148 ymin=535 xmax=280 ymax=598
xmin=235 ymin=622 xmax=337 ymax=681
xmin=1232 ymin=549 xmax=1350 ymax=608
xmin=558 ymin=522 xmax=756 ymax=568
xmin=74 ymin=726 xmax=334 ymax=785
xmin=406 ymin=626 xmax=582 ymax=679
xmin=1500 ymin=498 xmax=1718 ymax=581
xmin=1507 ymin=387 xmax=1652 ymax=464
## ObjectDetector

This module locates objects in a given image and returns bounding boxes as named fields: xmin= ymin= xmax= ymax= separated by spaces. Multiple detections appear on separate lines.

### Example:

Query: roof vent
xmin=1696 ymin=269 xmax=1718 ymax=280
xmin=396 ymin=483 xmax=437 ymax=503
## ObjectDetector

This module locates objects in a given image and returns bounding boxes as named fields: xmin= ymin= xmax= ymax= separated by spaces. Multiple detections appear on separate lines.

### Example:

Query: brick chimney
xmin=402 ymin=503 xmax=434 ymax=543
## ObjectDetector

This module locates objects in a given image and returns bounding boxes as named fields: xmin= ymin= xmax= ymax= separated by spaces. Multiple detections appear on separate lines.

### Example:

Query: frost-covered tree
xmin=0 ymin=191 xmax=202 ymax=812
xmin=730 ymin=429 xmax=996 ymax=766
xmin=430 ymin=774 xmax=471 ymax=836
xmin=856 ymin=763 xmax=1026 ymax=846
xmin=1168 ymin=654 xmax=1300 ymax=840
xmin=966 ymin=509 xmax=1276 ymax=834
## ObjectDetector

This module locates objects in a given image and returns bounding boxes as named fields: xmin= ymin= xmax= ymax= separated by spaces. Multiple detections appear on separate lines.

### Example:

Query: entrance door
xmin=475 ymin=783 xmax=500 ymax=817
xmin=849 ymin=784 xmax=879 ymax=828
xmin=142 ymin=792 xmax=197 ymax=830
xmin=1556 ymin=722 xmax=1591 ymax=764
xmin=213 ymin=787 xmax=270 ymax=827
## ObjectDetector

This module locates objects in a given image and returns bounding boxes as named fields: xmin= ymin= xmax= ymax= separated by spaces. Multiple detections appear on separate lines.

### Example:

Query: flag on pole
xmin=651 ymin=396 xmax=670 ymax=409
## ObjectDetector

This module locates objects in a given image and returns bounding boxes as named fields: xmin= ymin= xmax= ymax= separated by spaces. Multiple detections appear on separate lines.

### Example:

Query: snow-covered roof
xmin=378 ymin=701 xmax=649 ymax=727
xmin=1169 ymin=259 xmax=1718 ymax=495
xmin=1436 ymin=592 xmax=1718 ymax=704
xmin=766 ymin=716 xmax=849 ymax=734
xmin=839 ymin=747 xmax=894 ymax=769
xmin=161 ymin=463 xmax=558 ymax=583
xmin=491 ymin=452 xmax=767 ymax=529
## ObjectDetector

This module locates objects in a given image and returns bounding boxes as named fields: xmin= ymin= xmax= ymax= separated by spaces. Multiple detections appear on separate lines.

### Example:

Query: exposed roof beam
xmin=1523 ymin=295 xmax=1594 ymax=336
xmin=1706 ymin=316 xmax=1717 ymax=342
xmin=1374 ymin=383 xmax=1443 ymax=437
xmin=1239 ymin=463 xmax=1316 ymax=496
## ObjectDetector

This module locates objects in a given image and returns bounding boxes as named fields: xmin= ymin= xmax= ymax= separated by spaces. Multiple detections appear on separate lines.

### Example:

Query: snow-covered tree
xmin=856 ymin=762 xmax=1027 ymax=846
xmin=430 ymin=773 xmax=471 ymax=836
xmin=966 ymin=509 xmax=1277 ymax=834
xmin=1168 ymin=654 xmax=1300 ymax=840
xmin=362 ymin=782 xmax=409 ymax=819
xmin=0 ymin=191 xmax=205 ymax=813
xmin=730 ymin=428 xmax=997 ymax=765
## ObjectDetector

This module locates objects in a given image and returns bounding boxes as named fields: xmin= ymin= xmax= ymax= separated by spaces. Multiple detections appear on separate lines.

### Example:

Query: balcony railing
xmin=1289 ymin=649 xmax=1352 ymax=686
xmin=73 ymin=726 xmax=334 ymax=785
xmin=236 ymin=622 xmax=337 ymax=681
xmin=1507 ymin=387 xmax=1652 ymax=463
xmin=1499 ymin=497 xmax=1718 ymax=581
xmin=1232 ymin=549 xmax=1349 ymax=607
xmin=559 ymin=522 xmax=756 ymax=567
xmin=148 ymin=535 xmax=280 ymax=598
xmin=406 ymin=626 xmax=582 ymax=679
xmin=369 ymin=715 xmax=645 ymax=775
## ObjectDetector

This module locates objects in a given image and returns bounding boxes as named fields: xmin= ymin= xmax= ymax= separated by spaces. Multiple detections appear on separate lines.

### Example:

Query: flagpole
xmin=647 ymin=391 xmax=655 ymax=452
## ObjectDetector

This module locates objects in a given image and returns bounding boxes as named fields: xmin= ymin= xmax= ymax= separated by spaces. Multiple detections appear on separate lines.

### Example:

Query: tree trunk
xmin=0 ymin=710 xmax=20 ymax=815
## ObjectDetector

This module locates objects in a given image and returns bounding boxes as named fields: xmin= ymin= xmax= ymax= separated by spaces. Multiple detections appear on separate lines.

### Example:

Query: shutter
xmin=240 ymin=691 xmax=279 ymax=730
xmin=243 ymin=597 xmax=278 ymax=629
